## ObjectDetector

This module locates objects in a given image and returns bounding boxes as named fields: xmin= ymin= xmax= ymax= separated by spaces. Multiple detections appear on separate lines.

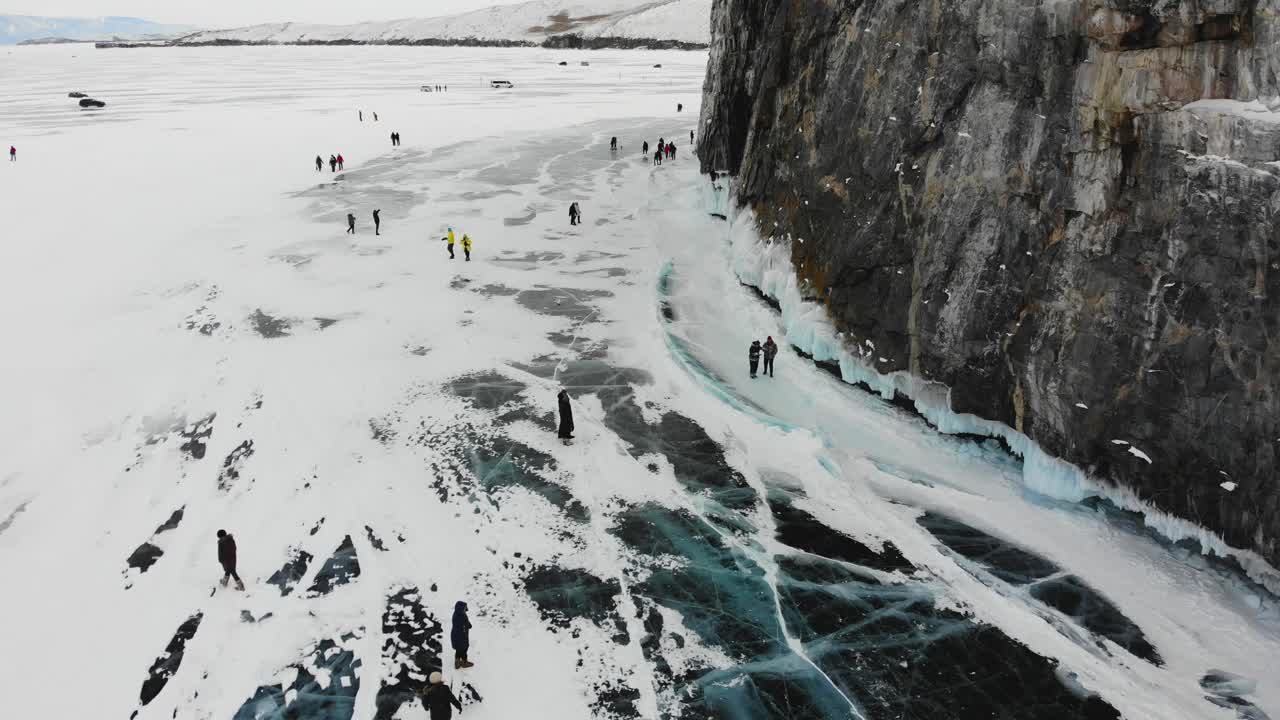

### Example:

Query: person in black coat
xmin=557 ymin=390 xmax=574 ymax=441
xmin=346 ymin=213 xmax=356 ymax=234
xmin=762 ymin=336 xmax=778 ymax=377
xmin=373 ymin=209 xmax=381 ymax=236
xmin=451 ymin=601 xmax=473 ymax=668
xmin=748 ymin=340 xmax=762 ymax=379
xmin=420 ymin=672 xmax=463 ymax=719
xmin=216 ymin=529 xmax=244 ymax=590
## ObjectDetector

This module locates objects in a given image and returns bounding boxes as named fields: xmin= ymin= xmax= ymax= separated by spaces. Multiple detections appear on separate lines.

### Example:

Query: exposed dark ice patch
xmin=522 ymin=565 xmax=626 ymax=640
xmin=315 ymin=317 xmax=339 ymax=330
xmin=407 ymin=344 xmax=430 ymax=356
xmin=1201 ymin=670 xmax=1271 ymax=720
xmin=576 ymin=250 xmax=626 ymax=262
xmin=769 ymin=492 xmax=914 ymax=574
xmin=466 ymin=435 xmax=589 ymax=523
xmin=125 ymin=507 xmax=186 ymax=576
xmin=179 ymin=414 xmax=215 ymax=460
xmin=450 ymin=276 xmax=472 ymax=289
xmin=135 ymin=612 xmax=202 ymax=712
xmin=267 ymin=548 xmax=314 ymax=597
xmin=126 ymin=543 xmax=165 ymax=574
xmin=515 ymin=286 xmax=612 ymax=323
xmin=774 ymin=565 xmax=1121 ymax=720
xmin=232 ymin=636 xmax=362 ymax=720
xmin=218 ymin=440 xmax=255 ymax=491
xmin=918 ymin=513 xmax=1161 ymax=664
xmin=917 ymin=512 xmax=1056 ymax=583
xmin=365 ymin=525 xmax=387 ymax=551
xmin=307 ymin=535 xmax=361 ymax=596
xmin=373 ymin=587 xmax=461 ymax=720
xmin=0 ymin=500 xmax=30 ymax=537
xmin=472 ymin=282 xmax=522 ymax=297
xmin=250 ymin=309 xmax=291 ymax=338
xmin=1030 ymin=575 xmax=1163 ymax=665
xmin=182 ymin=305 xmax=220 ymax=335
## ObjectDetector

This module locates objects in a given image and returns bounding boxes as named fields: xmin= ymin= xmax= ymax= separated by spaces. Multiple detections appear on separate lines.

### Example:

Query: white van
xmin=490 ymin=80 xmax=514 ymax=89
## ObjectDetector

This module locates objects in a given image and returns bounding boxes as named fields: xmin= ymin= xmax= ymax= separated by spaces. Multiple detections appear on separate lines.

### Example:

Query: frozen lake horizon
xmin=1 ymin=44 xmax=1278 ymax=720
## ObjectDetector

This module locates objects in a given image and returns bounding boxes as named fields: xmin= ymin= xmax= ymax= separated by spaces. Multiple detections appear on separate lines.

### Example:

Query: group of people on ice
xmin=345 ymin=209 xmax=382 ymax=235
xmin=215 ymin=530 xmax=473 ymax=718
xmin=749 ymin=337 xmax=779 ymax=379
xmin=317 ymin=153 xmax=345 ymax=172
xmin=442 ymin=226 xmax=474 ymax=260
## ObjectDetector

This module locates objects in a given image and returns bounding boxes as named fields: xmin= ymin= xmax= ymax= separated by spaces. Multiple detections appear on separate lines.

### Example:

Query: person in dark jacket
xmin=653 ymin=149 xmax=662 ymax=166
xmin=346 ymin=213 xmax=356 ymax=234
xmin=373 ymin=209 xmax=381 ymax=236
xmin=610 ymin=136 xmax=617 ymax=151
xmin=451 ymin=601 xmax=474 ymax=668
xmin=420 ymin=672 xmax=463 ymax=719
xmin=569 ymin=202 xmax=581 ymax=226
xmin=690 ymin=130 xmax=694 ymax=144
xmin=558 ymin=390 xmax=574 ymax=441
xmin=669 ymin=142 xmax=677 ymax=160
xmin=216 ymin=529 xmax=245 ymax=590
xmin=677 ymin=102 xmax=683 ymax=112
xmin=762 ymin=336 xmax=778 ymax=377
xmin=315 ymin=155 xmax=323 ymax=171
xmin=748 ymin=340 xmax=762 ymax=379
xmin=642 ymin=140 xmax=649 ymax=155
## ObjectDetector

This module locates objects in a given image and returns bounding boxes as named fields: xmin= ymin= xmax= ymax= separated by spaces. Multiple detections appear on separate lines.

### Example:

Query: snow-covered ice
xmin=1 ymin=44 xmax=1278 ymax=720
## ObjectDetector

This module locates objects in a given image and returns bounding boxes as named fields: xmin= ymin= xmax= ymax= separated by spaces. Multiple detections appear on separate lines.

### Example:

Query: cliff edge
xmin=699 ymin=0 xmax=1279 ymax=566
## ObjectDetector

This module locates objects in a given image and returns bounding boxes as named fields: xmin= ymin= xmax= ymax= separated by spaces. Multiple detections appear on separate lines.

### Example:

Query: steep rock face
xmin=699 ymin=0 xmax=1280 ymax=565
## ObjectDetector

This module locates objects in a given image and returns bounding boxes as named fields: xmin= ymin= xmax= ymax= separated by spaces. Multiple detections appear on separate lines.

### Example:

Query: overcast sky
xmin=7 ymin=0 xmax=530 ymax=27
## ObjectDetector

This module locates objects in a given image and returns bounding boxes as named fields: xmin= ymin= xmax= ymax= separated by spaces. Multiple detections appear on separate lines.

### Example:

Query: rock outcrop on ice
xmin=170 ymin=0 xmax=711 ymax=49
xmin=698 ymin=0 xmax=1280 ymax=566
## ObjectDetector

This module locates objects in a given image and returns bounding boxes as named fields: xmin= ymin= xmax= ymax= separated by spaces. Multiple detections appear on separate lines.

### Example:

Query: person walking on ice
xmin=315 ymin=155 xmax=323 ymax=172
xmin=346 ymin=213 xmax=356 ymax=234
xmin=610 ymin=136 xmax=618 ymax=152
xmin=444 ymin=227 xmax=456 ymax=259
xmin=8 ymin=146 xmax=14 ymax=161
xmin=748 ymin=340 xmax=762 ymax=379
xmin=419 ymin=672 xmax=463 ymax=719
xmin=373 ymin=209 xmax=381 ymax=236
xmin=643 ymin=140 xmax=649 ymax=156
xmin=461 ymin=233 xmax=472 ymax=261
xmin=763 ymin=336 xmax=778 ymax=377
xmin=569 ymin=202 xmax=581 ymax=226
xmin=216 ymin=529 xmax=245 ymax=591
xmin=558 ymin=389 xmax=574 ymax=444
xmin=329 ymin=155 xmax=337 ymax=172
xmin=337 ymin=154 xmax=345 ymax=170
xmin=451 ymin=601 xmax=474 ymax=668
xmin=359 ymin=110 xmax=363 ymax=122
xmin=653 ymin=149 xmax=662 ymax=166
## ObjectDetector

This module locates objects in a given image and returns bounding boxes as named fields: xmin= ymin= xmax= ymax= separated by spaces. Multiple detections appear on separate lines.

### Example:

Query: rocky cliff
xmin=699 ymin=0 xmax=1280 ymax=566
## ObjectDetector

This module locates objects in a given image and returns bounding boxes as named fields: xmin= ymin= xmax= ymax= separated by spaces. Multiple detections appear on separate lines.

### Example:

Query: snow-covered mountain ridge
xmin=172 ymin=0 xmax=711 ymax=48
xmin=1 ymin=15 xmax=193 ymax=44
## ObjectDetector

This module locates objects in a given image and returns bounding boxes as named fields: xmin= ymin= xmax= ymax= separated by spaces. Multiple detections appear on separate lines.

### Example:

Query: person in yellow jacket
xmin=443 ymin=227 xmax=455 ymax=259
xmin=461 ymin=234 xmax=473 ymax=261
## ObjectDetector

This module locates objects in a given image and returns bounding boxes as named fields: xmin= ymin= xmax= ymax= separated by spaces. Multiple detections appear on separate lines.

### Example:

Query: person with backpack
xmin=451 ymin=601 xmax=474 ymax=669
xmin=762 ymin=336 xmax=778 ymax=377
xmin=419 ymin=672 xmax=463 ymax=719
xmin=748 ymin=340 xmax=762 ymax=379
xmin=216 ymin=530 xmax=245 ymax=590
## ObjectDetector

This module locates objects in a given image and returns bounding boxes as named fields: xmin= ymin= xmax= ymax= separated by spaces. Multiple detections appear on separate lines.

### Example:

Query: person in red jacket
xmin=337 ymin=154 xmax=345 ymax=170
xmin=8 ymin=146 xmax=14 ymax=161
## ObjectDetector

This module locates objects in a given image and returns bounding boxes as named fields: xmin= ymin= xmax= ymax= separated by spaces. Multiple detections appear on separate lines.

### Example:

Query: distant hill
xmin=1 ymin=15 xmax=193 ymax=44
xmin=173 ymin=0 xmax=710 ymax=48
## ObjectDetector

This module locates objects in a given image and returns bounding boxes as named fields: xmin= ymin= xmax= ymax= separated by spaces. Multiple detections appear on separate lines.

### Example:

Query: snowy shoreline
xmin=98 ymin=35 xmax=708 ymax=50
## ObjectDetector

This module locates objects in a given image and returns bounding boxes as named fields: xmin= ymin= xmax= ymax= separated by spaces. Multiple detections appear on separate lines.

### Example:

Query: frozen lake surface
xmin=1 ymin=45 xmax=1278 ymax=720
